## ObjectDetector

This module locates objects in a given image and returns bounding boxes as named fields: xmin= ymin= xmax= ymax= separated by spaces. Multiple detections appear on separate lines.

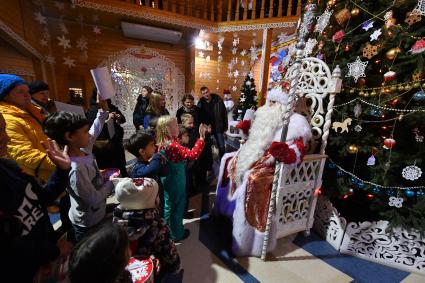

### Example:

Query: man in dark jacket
xmin=0 ymin=112 xmax=72 ymax=282
xmin=197 ymin=86 xmax=228 ymax=157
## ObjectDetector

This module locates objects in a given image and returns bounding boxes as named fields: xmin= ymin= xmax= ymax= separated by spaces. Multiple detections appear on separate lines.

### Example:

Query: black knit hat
xmin=28 ymin=80 xmax=49 ymax=95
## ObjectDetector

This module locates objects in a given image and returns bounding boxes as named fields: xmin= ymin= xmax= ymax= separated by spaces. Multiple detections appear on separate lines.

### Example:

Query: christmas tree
xmin=307 ymin=0 xmax=425 ymax=231
xmin=233 ymin=74 xmax=258 ymax=120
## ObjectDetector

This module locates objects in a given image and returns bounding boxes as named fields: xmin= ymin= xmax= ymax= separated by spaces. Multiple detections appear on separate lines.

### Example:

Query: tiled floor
xmin=176 ymin=193 xmax=425 ymax=283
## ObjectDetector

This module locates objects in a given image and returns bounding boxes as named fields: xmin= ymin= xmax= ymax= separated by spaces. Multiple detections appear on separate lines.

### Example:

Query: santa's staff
xmin=261 ymin=3 xmax=317 ymax=261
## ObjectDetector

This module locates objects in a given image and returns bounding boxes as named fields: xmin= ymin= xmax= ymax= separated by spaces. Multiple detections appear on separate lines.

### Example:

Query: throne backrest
xmin=286 ymin=57 xmax=341 ymax=154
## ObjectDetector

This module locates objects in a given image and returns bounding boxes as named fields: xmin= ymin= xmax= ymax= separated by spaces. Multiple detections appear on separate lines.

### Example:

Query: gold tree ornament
xmin=335 ymin=8 xmax=351 ymax=25
xmin=363 ymin=43 xmax=378 ymax=59
xmin=405 ymin=12 xmax=422 ymax=26
xmin=348 ymin=144 xmax=359 ymax=154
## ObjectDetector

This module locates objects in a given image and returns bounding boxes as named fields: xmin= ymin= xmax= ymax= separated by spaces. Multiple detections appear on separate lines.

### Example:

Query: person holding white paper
xmin=86 ymin=89 xmax=127 ymax=177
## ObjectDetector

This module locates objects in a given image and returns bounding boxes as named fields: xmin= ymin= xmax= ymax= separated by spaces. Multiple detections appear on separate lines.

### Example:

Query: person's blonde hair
xmin=146 ymin=91 xmax=166 ymax=116
xmin=156 ymin=115 xmax=176 ymax=146
xmin=181 ymin=113 xmax=193 ymax=125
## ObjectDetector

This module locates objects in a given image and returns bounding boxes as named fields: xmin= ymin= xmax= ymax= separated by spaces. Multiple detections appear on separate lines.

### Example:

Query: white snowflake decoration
xmin=233 ymin=38 xmax=239 ymax=46
xmin=248 ymin=71 xmax=254 ymax=78
xmin=76 ymin=37 xmax=88 ymax=50
xmin=34 ymin=12 xmax=47 ymax=25
xmin=57 ymin=35 xmax=71 ymax=50
xmin=346 ymin=56 xmax=368 ymax=82
xmin=59 ymin=23 xmax=68 ymax=34
xmin=232 ymin=85 xmax=238 ymax=92
xmin=304 ymin=38 xmax=317 ymax=56
xmin=362 ymin=20 xmax=374 ymax=31
xmin=227 ymin=62 xmax=234 ymax=71
xmin=250 ymin=46 xmax=258 ymax=62
xmin=370 ymin=29 xmax=382 ymax=41
xmin=354 ymin=125 xmax=363 ymax=132
xmin=63 ymin=56 xmax=75 ymax=68
xmin=40 ymin=39 xmax=48 ymax=47
xmin=412 ymin=0 xmax=425 ymax=16
xmin=198 ymin=51 xmax=204 ymax=58
xmin=93 ymin=26 xmax=101 ymax=34
xmin=240 ymin=49 xmax=247 ymax=56
xmin=388 ymin=196 xmax=403 ymax=208
xmin=384 ymin=11 xmax=393 ymax=21
xmin=402 ymin=165 xmax=422 ymax=181
xmin=227 ymin=71 xmax=233 ymax=78
xmin=240 ymin=96 xmax=246 ymax=102
xmin=315 ymin=8 xmax=333 ymax=34
xmin=45 ymin=54 xmax=56 ymax=65
xmin=233 ymin=69 xmax=239 ymax=78
xmin=232 ymin=47 xmax=238 ymax=55
xmin=277 ymin=32 xmax=293 ymax=44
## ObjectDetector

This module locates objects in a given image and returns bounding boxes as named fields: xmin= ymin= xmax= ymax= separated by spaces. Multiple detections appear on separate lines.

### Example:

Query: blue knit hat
xmin=0 ymin=74 xmax=27 ymax=101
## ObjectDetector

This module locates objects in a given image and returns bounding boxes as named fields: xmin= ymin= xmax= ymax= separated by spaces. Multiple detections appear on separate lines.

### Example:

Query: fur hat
xmin=113 ymin=178 xmax=159 ymax=210
xmin=266 ymin=86 xmax=289 ymax=106
xmin=0 ymin=74 xmax=26 ymax=101
xmin=28 ymin=80 xmax=49 ymax=95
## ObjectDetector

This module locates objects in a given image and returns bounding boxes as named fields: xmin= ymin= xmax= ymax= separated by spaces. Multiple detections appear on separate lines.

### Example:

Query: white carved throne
xmin=261 ymin=57 xmax=342 ymax=260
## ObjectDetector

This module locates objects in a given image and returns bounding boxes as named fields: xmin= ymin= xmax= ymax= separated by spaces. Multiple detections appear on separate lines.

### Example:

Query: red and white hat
xmin=266 ymin=86 xmax=289 ymax=105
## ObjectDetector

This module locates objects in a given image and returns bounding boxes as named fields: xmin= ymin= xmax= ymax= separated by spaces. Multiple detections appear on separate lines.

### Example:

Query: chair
xmin=261 ymin=57 xmax=342 ymax=260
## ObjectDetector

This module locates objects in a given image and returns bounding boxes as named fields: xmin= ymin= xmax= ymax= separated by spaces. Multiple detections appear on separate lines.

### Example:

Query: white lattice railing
xmin=314 ymin=197 xmax=425 ymax=276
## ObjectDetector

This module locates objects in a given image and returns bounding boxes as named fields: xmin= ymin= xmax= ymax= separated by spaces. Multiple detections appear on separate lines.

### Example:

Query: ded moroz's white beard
xmin=235 ymin=103 xmax=285 ymax=186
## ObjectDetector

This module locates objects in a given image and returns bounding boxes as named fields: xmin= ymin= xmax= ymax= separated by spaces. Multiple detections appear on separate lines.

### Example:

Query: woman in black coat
xmin=133 ymin=86 xmax=153 ymax=130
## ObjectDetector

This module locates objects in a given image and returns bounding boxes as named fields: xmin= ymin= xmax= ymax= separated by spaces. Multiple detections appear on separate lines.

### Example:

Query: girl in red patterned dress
xmin=156 ymin=116 xmax=206 ymax=241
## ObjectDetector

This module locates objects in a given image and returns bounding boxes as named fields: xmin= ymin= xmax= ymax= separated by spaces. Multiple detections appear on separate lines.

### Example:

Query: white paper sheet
xmin=54 ymin=101 xmax=85 ymax=116
xmin=90 ymin=67 xmax=115 ymax=100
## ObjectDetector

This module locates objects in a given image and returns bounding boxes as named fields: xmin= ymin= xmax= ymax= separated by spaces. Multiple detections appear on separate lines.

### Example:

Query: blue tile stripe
xmin=199 ymin=185 xmax=413 ymax=282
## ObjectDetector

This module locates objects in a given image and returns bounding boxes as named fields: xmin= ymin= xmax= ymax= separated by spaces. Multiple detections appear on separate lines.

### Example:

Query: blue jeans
xmin=214 ymin=132 xmax=225 ymax=157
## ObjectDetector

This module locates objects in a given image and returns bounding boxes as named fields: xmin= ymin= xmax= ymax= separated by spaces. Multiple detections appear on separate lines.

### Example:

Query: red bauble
xmin=383 ymin=138 xmax=396 ymax=149
xmin=332 ymin=30 xmax=345 ymax=43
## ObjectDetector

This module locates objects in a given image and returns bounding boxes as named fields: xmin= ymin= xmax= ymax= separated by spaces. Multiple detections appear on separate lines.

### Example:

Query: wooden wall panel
xmin=0 ymin=1 xmax=25 ymax=37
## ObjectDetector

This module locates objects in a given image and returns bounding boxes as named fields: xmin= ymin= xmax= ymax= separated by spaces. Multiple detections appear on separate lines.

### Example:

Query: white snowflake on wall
xmin=57 ymin=35 xmax=71 ymax=50
xmin=76 ymin=37 xmax=88 ymax=50
xmin=40 ymin=39 xmax=48 ymax=47
xmin=240 ymin=49 xmax=247 ymax=56
xmin=34 ymin=12 xmax=47 ymax=25
xmin=59 ymin=22 xmax=68 ymax=34
xmin=93 ymin=26 xmax=101 ymax=34
xmin=63 ymin=56 xmax=75 ymax=68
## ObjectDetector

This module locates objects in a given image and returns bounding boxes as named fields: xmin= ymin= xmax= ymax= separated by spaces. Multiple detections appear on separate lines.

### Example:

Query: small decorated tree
xmin=233 ymin=74 xmax=257 ymax=120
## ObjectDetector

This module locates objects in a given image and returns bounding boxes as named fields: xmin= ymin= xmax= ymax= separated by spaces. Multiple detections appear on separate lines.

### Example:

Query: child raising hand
xmin=156 ymin=116 xmax=205 ymax=241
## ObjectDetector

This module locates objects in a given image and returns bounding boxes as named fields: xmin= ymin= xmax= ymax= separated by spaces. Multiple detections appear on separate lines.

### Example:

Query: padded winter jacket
xmin=0 ymin=102 xmax=55 ymax=183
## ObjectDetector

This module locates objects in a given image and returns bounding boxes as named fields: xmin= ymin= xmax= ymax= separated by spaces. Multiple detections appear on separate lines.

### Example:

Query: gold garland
xmin=344 ymin=79 xmax=425 ymax=97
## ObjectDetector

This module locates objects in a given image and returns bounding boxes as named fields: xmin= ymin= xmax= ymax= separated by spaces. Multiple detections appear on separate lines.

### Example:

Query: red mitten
xmin=269 ymin=141 xmax=296 ymax=164
xmin=236 ymin=120 xmax=251 ymax=135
